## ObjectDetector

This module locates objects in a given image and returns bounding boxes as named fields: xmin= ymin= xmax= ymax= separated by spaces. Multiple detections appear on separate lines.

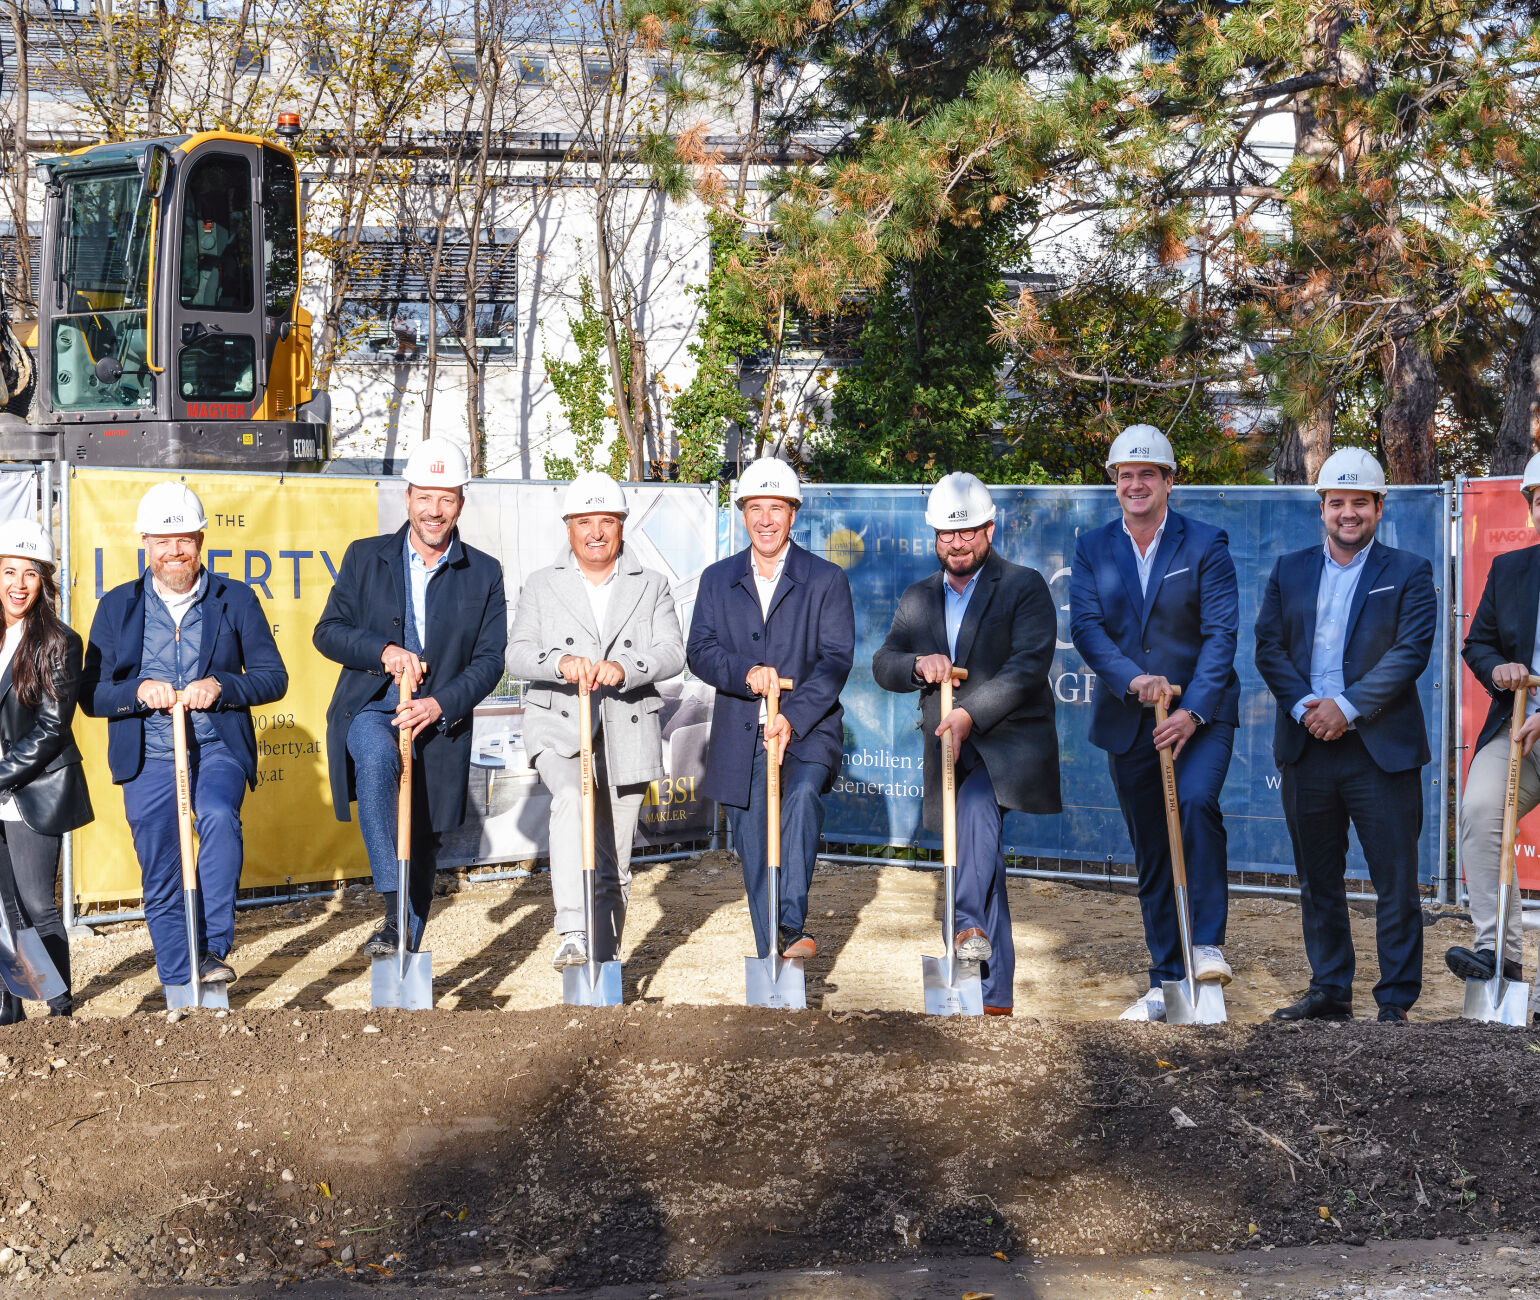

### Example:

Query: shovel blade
xmin=745 ymin=955 xmax=806 ymax=1010
xmin=0 ymin=926 xmax=66 ymax=1002
xmin=371 ymin=950 xmax=434 ymax=1010
xmin=562 ymin=961 xmax=623 ymax=1007
xmin=1161 ymin=977 xmax=1227 ymax=1025
xmin=920 ymin=954 xmax=984 ymax=1016
xmin=164 ymin=980 xmax=229 ymax=1011
xmin=1462 ymin=976 xmax=1532 ymax=1026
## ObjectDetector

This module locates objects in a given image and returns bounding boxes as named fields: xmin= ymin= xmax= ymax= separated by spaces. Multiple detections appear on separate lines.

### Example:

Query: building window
xmin=49 ymin=0 xmax=79 ymax=13
xmin=516 ymin=55 xmax=547 ymax=84
xmin=584 ymin=60 xmax=614 ymax=88
xmin=448 ymin=51 xmax=478 ymax=86
xmin=234 ymin=41 xmax=266 ymax=76
xmin=337 ymin=228 xmax=517 ymax=362
xmin=305 ymin=42 xmax=336 ymax=77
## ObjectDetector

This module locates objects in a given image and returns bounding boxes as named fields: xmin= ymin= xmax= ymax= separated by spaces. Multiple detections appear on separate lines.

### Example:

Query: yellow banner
xmin=68 ymin=468 xmax=380 ymax=903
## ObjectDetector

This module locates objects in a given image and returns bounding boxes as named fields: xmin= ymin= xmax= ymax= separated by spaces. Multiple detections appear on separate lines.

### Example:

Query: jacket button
xmin=345 ymin=710 xmax=352 ymax=718
xmin=561 ymin=710 xmax=569 ymax=718
xmin=393 ymin=618 xmax=401 ymax=626
xmin=1143 ymin=646 xmax=1151 ymax=653
xmin=623 ymin=639 xmax=632 ymax=648
xmin=638 ymin=661 xmax=646 ymax=671
xmin=752 ymin=632 xmax=760 ymax=641
xmin=565 ymin=637 xmax=573 ymax=645
xmin=744 ymin=722 xmax=751 ymax=731
xmin=631 ymin=714 xmax=638 ymax=723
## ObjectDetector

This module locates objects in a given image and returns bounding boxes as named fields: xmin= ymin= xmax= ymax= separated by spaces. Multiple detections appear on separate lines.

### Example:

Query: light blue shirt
xmin=404 ymin=532 xmax=450 ymax=648
xmin=1291 ymin=541 xmax=1369 ymax=725
xmin=1122 ymin=515 xmax=1168 ymax=596
xmin=944 ymin=570 xmax=980 ymax=660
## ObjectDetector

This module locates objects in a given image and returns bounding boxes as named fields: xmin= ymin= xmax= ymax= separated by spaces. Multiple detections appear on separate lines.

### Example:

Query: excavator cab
xmin=1 ymin=126 xmax=328 ymax=470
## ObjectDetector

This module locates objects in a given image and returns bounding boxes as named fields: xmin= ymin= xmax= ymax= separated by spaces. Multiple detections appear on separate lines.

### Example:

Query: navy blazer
xmin=81 ymin=571 xmax=289 ymax=787
xmin=1069 ymin=508 xmax=1240 ymax=755
xmin=1254 ymin=541 xmax=1436 ymax=772
xmin=313 ymin=525 xmax=507 ymax=833
xmin=1463 ymin=544 xmax=1540 ymax=754
xmin=686 ymin=542 xmax=854 ymax=808
xmin=871 ymin=548 xmax=1062 ymax=826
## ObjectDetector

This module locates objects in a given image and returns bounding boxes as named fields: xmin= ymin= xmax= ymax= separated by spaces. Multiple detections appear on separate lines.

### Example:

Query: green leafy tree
xmin=543 ymin=275 xmax=628 ymax=481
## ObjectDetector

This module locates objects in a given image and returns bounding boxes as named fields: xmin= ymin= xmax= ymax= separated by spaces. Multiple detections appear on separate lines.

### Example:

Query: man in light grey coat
xmin=508 ymin=472 xmax=686 ymax=969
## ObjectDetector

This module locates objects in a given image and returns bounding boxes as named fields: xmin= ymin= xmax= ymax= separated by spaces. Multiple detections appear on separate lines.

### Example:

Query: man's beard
xmin=150 ymin=562 xmax=198 ymax=594
xmin=942 ymin=545 xmax=989 ymax=579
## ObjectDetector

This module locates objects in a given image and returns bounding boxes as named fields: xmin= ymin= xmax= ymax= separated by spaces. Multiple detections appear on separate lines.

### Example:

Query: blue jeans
xmin=954 ymin=753 xmax=1014 ymax=1008
xmin=1108 ymin=717 xmax=1235 ymax=988
xmin=727 ymin=740 xmax=829 ymax=959
xmin=1281 ymin=733 xmax=1423 ymax=1010
xmin=346 ymin=711 xmax=439 ymax=949
xmin=122 ymin=743 xmax=247 ymax=986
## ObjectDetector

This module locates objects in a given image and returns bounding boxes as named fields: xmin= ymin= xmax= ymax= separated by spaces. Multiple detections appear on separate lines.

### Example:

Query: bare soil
xmin=0 ymin=855 xmax=1529 ymax=1293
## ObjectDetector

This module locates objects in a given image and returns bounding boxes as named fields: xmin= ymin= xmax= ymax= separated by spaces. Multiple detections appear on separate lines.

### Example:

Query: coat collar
xmin=550 ymin=545 xmax=646 ymax=645
xmin=950 ymin=548 xmax=1003 ymax=668
xmin=733 ymin=541 xmax=808 ymax=628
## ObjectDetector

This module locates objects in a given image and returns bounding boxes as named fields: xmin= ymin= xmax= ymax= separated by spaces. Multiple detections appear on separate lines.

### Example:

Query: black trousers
xmin=1279 ymin=733 xmax=1423 ymax=1010
xmin=0 ymin=817 xmax=71 ymax=1010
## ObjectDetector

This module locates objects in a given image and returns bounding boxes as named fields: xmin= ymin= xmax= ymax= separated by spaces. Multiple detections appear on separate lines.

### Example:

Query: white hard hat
xmin=1315 ymin=446 xmax=1387 ymax=496
xmin=732 ymin=457 xmax=803 ymax=506
xmin=1104 ymin=424 xmax=1177 ymax=478
xmin=402 ymin=437 xmax=470 ymax=489
xmin=924 ymin=472 xmax=996 ymax=530
xmin=563 ymin=471 xmax=629 ymax=519
xmin=135 ymin=481 xmax=207 ymax=535
xmin=0 ymin=519 xmax=54 ymax=566
xmin=1521 ymin=451 xmax=1540 ymax=496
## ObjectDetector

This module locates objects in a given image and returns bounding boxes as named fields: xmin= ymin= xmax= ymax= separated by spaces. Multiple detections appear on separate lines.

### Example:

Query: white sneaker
xmin=1193 ymin=945 xmax=1233 ymax=985
xmin=1119 ymin=988 xmax=1166 ymax=1022
xmin=552 ymin=932 xmax=588 ymax=969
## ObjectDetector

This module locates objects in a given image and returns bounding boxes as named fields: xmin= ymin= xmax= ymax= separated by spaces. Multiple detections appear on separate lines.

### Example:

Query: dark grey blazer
xmin=872 ymin=548 xmax=1062 ymax=829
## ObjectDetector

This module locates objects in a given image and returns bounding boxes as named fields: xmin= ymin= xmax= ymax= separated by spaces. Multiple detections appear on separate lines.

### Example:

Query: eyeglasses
xmin=935 ymin=528 xmax=982 ymax=543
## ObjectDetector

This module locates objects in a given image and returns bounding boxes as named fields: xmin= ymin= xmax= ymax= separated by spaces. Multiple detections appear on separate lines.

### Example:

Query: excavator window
xmin=179 ymin=155 xmax=254 ymax=313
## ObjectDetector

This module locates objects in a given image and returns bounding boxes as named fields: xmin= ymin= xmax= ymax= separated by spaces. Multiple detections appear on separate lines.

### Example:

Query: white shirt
xmin=1528 ymin=598 xmax=1540 ymax=718
xmin=0 ymin=622 xmax=24 ymax=821
xmin=404 ymin=534 xmax=450 ymax=647
xmin=752 ymin=548 xmax=789 ymax=723
xmin=1122 ymin=514 xmax=1168 ymax=596
xmin=582 ymin=565 xmax=617 ymax=636
xmin=152 ymin=568 xmax=207 ymax=629
xmin=1290 ymin=541 xmax=1369 ymax=727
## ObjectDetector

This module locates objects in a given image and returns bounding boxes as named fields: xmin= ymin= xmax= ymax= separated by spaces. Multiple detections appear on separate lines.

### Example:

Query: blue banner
xmin=729 ymin=485 xmax=1449 ymax=881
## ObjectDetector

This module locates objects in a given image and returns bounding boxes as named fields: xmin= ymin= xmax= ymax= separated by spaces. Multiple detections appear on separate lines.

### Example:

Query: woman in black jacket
xmin=0 ymin=520 xmax=92 ymax=1021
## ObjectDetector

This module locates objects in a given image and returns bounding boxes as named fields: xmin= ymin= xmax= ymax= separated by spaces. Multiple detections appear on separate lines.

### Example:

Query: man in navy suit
xmin=314 ymin=439 xmax=507 ymax=956
xmin=1453 ymin=450 xmax=1540 ymax=992
xmin=81 ymin=481 xmax=288 ymax=991
xmin=687 ymin=458 xmax=854 ymax=960
xmin=1070 ymin=425 xmax=1240 ymax=1022
xmin=873 ymin=472 xmax=1061 ymax=1014
xmin=1254 ymin=448 xmax=1436 ymax=1023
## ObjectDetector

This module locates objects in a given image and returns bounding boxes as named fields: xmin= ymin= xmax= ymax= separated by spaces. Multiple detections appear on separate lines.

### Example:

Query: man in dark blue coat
xmin=313 ymin=439 xmax=507 ymax=955
xmin=81 ymin=481 xmax=288 ymax=990
xmin=1070 ymin=425 xmax=1240 ymax=1022
xmin=873 ymin=472 xmax=1061 ymax=1014
xmin=1254 ymin=448 xmax=1436 ymax=1023
xmin=687 ymin=457 xmax=854 ymax=960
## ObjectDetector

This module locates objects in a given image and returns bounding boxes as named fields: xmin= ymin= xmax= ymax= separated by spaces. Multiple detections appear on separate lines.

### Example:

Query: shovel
xmin=564 ymin=681 xmax=622 ymax=1006
xmin=1155 ymin=688 xmax=1226 ymax=1026
xmin=922 ymin=667 xmax=983 ymax=1016
xmin=0 ymin=849 xmax=65 ymax=1004
xmin=746 ymin=676 xmax=806 ymax=1010
xmin=371 ymin=673 xmax=433 ymax=1010
xmin=1463 ymin=677 xmax=1537 ymax=1026
xmin=164 ymin=696 xmax=228 ymax=1011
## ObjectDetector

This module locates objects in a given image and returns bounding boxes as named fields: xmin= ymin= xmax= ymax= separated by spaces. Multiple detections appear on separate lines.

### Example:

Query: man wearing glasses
xmin=1070 ymin=425 xmax=1240 ymax=1022
xmin=873 ymin=472 xmax=1061 ymax=1015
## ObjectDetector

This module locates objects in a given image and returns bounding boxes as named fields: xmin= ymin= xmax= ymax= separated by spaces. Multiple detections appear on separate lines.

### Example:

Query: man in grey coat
xmin=872 ymin=472 xmax=1061 ymax=1014
xmin=508 ymin=472 xmax=686 ymax=969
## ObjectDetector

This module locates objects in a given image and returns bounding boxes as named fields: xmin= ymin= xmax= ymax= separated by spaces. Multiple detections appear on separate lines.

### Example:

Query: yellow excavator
xmin=0 ymin=116 xmax=329 ymax=470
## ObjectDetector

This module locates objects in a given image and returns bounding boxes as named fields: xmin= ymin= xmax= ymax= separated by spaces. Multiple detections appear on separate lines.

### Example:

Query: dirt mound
xmin=0 ymin=1005 xmax=1534 ymax=1291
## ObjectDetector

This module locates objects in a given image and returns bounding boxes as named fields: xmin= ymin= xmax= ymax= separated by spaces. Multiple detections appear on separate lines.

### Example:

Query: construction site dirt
xmin=0 ymin=853 xmax=1533 ymax=1294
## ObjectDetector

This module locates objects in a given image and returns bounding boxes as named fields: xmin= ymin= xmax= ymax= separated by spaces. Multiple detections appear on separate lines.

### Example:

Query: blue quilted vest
xmin=141 ymin=577 xmax=220 ymax=759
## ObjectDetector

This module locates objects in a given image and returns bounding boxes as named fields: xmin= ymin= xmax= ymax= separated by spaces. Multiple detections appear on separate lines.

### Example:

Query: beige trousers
xmin=1458 ymin=728 xmax=1537 ymax=964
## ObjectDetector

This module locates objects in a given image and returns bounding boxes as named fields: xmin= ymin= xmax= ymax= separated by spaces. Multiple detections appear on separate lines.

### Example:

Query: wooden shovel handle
xmin=396 ymin=676 xmax=413 ymax=854
xmin=766 ymin=676 xmax=793 ymax=869
xmin=170 ymin=700 xmax=197 ymax=891
xmin=1154 ymin=694 xmax=1187 ymax=890
xmin=578 ymin=683 xmax=595 ymax=876
xmin=1498 ymin=676 xmax=1540 ymax=890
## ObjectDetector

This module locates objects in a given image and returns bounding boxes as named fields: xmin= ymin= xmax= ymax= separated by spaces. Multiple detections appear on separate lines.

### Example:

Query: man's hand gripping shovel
xmin=563 ymin=681 xmax=622 ymax=1005
xmin=1155 ymin=687 xmax=1226 ymax=1026
xmin=164 ymin=693 xmax=228 ymax=1012
xmin=371 ymin=673 xmax=433 ymax=1010
xmin=745 ymin=676 xmax=806 ymax=1010
xmin=1463 ymin=678 xmax=1537 ymax=1026
xmin=921 ymin=667 xmax=982 ymax=1016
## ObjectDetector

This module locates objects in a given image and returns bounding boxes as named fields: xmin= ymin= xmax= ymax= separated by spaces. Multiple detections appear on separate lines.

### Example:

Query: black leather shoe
xmin=1377 ymin=1004 xmax=1410 ymax=1023
xmin=0 ymin=991 xmax=23 ymax=1026
xmin=777 ymin=926 xmax=816 ymax=959
xmin=199 ymin=952 xmax=237 ymax=984
xmin=1271 ymin=989 xmax=1353 ymax=1022
xmin=364 ymin=921 xmax=398 ymax=958
xmin=1444 ymin=946 xmax=1521 ymax=982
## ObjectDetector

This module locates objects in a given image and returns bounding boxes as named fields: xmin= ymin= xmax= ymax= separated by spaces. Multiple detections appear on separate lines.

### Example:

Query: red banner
xmin=1459 ymin=476 xmax=1540 ymax=888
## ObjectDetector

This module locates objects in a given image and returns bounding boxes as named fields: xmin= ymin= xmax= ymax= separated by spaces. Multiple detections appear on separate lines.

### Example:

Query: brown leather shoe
xmin=778 ymin=927 xmax=817 ymax=959
xmin=984 ymin=1005 xmax=1013 ymax=1017
xmin=954 ymin=927 xmax=992 ymax=963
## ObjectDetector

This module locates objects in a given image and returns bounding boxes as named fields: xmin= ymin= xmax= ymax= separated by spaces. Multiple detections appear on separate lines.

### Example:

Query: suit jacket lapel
xmin=1518 ymin=549 xmax=1540 ymax=667
xmin=930 ymin=572 xmax=948 ymax=656
xmin=1299 ymin=549 xmax=1324 ymax=674
xmin=732 ymin=548 xmax=766 ymax=636
xmin=195 ymin=576 xmax=224 ymax=679
xmin=554 ymin=553 xmax=601 ymax=641
xmin=1109 ymin=523 xmax=1145 ymax=622
xmin=601 ymin=551 xmax=646 ymax=648
xmin=1140 ymin=511 xmax=1186 ymax=635
xmin=1342 ymin=543 xmax=1392 ymax=646
xmin=953 ymin=553 xmax=1000 ymax=669
xmin=763 ymin=543 xmax=804 ymax=628
xmin=120 ymin=578 xmax=148 ymax=676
